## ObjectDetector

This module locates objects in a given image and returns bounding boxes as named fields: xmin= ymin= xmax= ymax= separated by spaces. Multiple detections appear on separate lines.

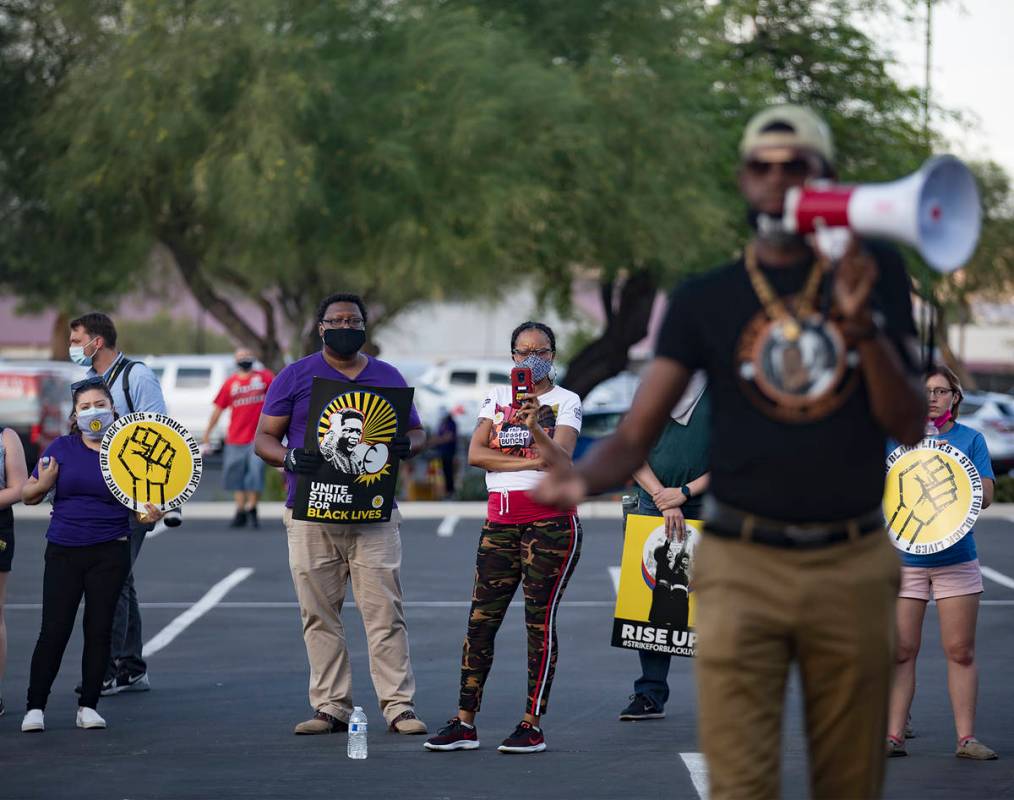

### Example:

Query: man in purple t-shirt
xmin=255 ymin=292 xmax=428 ymax=737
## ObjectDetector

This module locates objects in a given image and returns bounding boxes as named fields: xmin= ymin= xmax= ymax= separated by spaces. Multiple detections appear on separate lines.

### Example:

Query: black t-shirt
xmin=656 ymin=241 xmax=918 ymax=522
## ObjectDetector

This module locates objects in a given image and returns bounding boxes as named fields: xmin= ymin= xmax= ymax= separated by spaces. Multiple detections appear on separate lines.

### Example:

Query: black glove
xmin=390 ymin=435 xmax=414 ymax=460
xmin=284 ymin=447 xmax=323 ymax=475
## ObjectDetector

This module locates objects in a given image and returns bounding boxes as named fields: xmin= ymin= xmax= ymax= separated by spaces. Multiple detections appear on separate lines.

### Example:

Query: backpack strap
xmin=121 ymin=361 xmax=137 ymax=414
xmin=105 ymin=357 xmax=137 ymax=414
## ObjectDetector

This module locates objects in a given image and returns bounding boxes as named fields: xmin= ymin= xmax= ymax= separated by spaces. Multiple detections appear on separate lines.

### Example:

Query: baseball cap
xmin=739 ymin=104 xmax=835 ymax=164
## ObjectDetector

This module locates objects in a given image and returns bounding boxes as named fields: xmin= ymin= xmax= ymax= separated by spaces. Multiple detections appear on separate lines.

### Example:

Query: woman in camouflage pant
xmin=424 ymin=322 xmax=583 ymax=754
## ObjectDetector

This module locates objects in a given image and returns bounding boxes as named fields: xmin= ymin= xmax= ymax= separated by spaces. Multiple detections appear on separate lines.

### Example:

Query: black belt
xmin=704 ymin=499 xmax=884 ymax=550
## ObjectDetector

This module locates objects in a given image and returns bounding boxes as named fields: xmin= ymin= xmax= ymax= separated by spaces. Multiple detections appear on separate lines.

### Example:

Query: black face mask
xmin=236 ymin=360 xmax=254 ymax=371
xmin=323 ymin=328 xmax=366 ymax=357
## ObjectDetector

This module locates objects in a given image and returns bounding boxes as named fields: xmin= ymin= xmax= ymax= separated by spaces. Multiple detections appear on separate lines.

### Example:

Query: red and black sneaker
xmin=497 ymin=721 xmax=546 ymax=754
xmin=423 ymin=718 xmax=480 ymax=751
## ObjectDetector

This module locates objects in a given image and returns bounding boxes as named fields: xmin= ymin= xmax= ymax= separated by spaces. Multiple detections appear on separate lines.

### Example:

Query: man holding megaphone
xmin=536 ymin=105 xmax=935 ymax=799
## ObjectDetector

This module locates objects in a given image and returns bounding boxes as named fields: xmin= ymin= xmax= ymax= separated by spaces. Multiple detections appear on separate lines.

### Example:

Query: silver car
xmin=959 ymin=391 xmax=1014 ymax=474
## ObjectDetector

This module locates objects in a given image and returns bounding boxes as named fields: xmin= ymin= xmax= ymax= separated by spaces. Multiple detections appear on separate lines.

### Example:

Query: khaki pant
xmin=694 ymin=529 xmax=899 ymax=800
xmin=284 ymin=508 xmax=416 ymax=725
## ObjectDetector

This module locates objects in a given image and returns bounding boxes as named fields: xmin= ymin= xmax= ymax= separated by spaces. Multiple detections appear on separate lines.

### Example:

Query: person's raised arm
xmin=534 ymin=357 xmax=691 ymax=506
xmin=832 ymin=242 xmax=925 ymax=445
xmin=518 ymin=399 xmax=577 ymax=471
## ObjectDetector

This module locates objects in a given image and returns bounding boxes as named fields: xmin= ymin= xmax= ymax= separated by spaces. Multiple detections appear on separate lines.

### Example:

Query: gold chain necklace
xmin=743 ymin=242 xmax=826 ymax=341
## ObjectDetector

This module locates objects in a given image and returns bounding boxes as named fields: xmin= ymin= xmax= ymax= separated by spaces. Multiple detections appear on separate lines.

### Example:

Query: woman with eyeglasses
xmin=0 ymin=423 xmax=29 ymax=718
xmin=20 ymin=377 xmax=163 ymax=732
xmin=425 ymin=321 xmax=582 ymax=755
xmin=886 ymin=366 xmax=997 ymax=760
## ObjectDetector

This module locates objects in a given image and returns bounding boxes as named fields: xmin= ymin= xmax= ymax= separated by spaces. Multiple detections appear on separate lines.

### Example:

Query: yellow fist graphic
xmin=117 ymin=426 xmax=178 ymax=506
xmin=887 ymin=454 xmax=959 ymax=548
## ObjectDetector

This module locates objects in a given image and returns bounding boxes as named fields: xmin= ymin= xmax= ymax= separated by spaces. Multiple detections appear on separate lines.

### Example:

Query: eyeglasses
xmin=512 ymin=348 xmax=553 ymax=359
xmin=71 ymin=376 xmax=106 ymax=393
xmin=744 ymin=158 xmax=812 ymax=178
xmin=320 ymin=316 xmax=365 ymax=330
xmin=926 ymin=387 xmax=954 ymax=398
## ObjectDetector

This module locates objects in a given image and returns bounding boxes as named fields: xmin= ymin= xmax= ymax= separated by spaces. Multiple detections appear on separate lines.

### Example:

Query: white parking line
xmin=981 ymin=565 xmax=1014 ymax=591
xmin=608 ymin=566 xmax=622 ymax=594
xmin=3 ymin=598 xmax=615 ymax=611
xmin=142 ymin=568 xmax=254 ymax=657
xmin=680 ymin=752 xmax=709 ymax=799
xmin=437 ymin=516 xmax=460 ymax=537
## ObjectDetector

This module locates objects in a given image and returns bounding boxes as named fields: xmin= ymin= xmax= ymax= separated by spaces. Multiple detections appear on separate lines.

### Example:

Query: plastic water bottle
xmin=347 ymin=706 xmax=368 ymax=759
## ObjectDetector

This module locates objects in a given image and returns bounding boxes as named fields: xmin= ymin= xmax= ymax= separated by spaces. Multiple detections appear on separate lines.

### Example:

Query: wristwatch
xmin=680 ymin=484 xmax=692 ymax=500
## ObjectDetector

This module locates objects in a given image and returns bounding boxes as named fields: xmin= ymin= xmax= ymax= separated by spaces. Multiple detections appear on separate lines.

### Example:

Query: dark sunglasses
xmin=71 ymin=375 xmax=107 ymax=393
xmin=744 ymin=158 xmax=812 ymax=178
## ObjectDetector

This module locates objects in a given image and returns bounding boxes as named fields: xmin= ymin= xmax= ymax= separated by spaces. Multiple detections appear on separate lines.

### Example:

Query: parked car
xmin=582 ymin=371 xmax=641 ymax=410
xmin=959 ymin=391 xmax=1014 ymax=474
xmin=417 ymin=359 xmax=515 ymax=428
xmin=0 ymin=364 xmax=81 ymax=469
xmin=574 ymin=404 xmax=627 ymax=461
xmin=145 ymin=354 xmax=249 ymax=445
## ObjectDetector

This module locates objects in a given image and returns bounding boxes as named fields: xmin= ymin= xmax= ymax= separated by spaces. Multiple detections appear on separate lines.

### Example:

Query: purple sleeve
xmin=31 ymin=438 xmax=62 ymax=479
xmin=390 ymin=365 xmax=422 ymax=429
xmin=408 ymin=401 xmax=422 ymax=430
xmin=262 ymin=364 xmax=296 ymax=418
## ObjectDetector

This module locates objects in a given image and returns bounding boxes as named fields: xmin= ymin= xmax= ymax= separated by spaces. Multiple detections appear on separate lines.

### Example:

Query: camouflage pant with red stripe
xmin=458 ymin=515 xmax=582 ymax=717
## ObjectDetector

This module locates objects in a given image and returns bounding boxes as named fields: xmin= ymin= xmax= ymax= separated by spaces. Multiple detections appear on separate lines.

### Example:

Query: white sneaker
xmin=76 ymin=707 xmax=106 ymax=729
xmin=21 ymin=709 xmax=45 ymax=732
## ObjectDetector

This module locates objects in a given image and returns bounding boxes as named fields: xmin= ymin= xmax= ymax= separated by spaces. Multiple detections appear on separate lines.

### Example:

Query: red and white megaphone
xmin=781 ymin=155 xmax=981 ymax=273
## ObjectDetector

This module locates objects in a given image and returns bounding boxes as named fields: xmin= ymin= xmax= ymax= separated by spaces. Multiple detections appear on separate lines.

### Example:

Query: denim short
xmin=222 ymin=443 xmax=266 ymax=492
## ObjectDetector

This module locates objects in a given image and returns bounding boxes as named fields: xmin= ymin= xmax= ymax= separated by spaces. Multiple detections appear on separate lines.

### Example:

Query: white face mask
xmin=77 ymin=407 xmax=114 ymax=439
xmin=69 ymin=336 xmax=99 ymax=367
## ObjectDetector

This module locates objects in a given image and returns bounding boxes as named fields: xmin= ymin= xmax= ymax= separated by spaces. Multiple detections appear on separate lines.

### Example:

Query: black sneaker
xmin=114 ymin=671 xmax=150 ymax=693
xmin=75 ymin=677 xmax=120 ymax=697
xmin=0 ymin=695 xmax=5 ymax=717
xmin=248 ymin=507 xmax=259 ymax=529
xmin=619 ymin=694 xmax=665 ymax=721
xmin=163 ymin=509 xmax=183 ymax=528
xmin=497 ymin=721 xmax=546 ymax=754
xmin=229 ymin=509 xmax=248 ymax=528
xmin=424 ymin=718 xmax=480 ymax=751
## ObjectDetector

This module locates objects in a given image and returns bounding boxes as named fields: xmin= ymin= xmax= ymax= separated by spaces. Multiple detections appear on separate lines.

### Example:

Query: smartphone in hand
xmin=511 ymin=367 xmax=532 ymax=409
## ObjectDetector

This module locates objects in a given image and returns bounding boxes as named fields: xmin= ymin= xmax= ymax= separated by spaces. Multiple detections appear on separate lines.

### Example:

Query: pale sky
xmin=873 ymin=1 xmax=1014 ymax=176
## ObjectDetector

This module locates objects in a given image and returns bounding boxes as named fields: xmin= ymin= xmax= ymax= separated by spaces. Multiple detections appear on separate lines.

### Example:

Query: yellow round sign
xmin=100 ymin=413 xmax=203 ymax=512
xmin=883 ymin=437 xmax=983 ymax=555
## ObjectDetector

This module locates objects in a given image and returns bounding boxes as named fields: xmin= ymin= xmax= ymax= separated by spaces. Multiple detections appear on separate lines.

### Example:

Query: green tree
xmin=1 ymin=0 xmax=586 ymax=369
xmin=457 ymin=0 xmax=942 ymax=396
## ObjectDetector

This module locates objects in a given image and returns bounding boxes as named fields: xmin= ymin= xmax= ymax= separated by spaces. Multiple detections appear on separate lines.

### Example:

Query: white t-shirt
xmin=477 ymin=384 xmax=583 ymax=492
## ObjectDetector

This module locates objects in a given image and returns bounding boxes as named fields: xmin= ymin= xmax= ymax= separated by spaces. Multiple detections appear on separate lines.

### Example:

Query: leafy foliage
xmin=1 ymin=0 xmax=1010 ymax=388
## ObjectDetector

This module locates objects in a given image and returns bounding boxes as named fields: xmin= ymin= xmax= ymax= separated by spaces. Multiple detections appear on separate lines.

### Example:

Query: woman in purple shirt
xmin=20 ymin=377 xmax=162 ymax=733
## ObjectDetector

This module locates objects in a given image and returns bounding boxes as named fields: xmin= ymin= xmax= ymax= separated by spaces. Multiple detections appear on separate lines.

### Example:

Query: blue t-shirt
xmin=33 ymin=435 xmax=132 ymax=546
xmin=887 ymin=423 xmax=995 ymax=568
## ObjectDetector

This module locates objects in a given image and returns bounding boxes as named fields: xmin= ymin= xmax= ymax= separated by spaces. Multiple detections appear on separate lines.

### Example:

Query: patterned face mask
xmin=519 ymin=354 xmax=553 ymax=383
xmin=77 ymin=407 xmax=114 ymax=440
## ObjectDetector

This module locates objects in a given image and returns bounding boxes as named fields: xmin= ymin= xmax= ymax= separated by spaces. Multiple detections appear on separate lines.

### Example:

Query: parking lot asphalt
xmin=2 ymin=514 xmax=1014 ymax=800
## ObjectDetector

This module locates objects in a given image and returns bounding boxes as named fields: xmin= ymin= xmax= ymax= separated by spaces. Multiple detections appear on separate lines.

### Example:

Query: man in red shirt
xmin=203 ymin=349 xmax=274 ymax=528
